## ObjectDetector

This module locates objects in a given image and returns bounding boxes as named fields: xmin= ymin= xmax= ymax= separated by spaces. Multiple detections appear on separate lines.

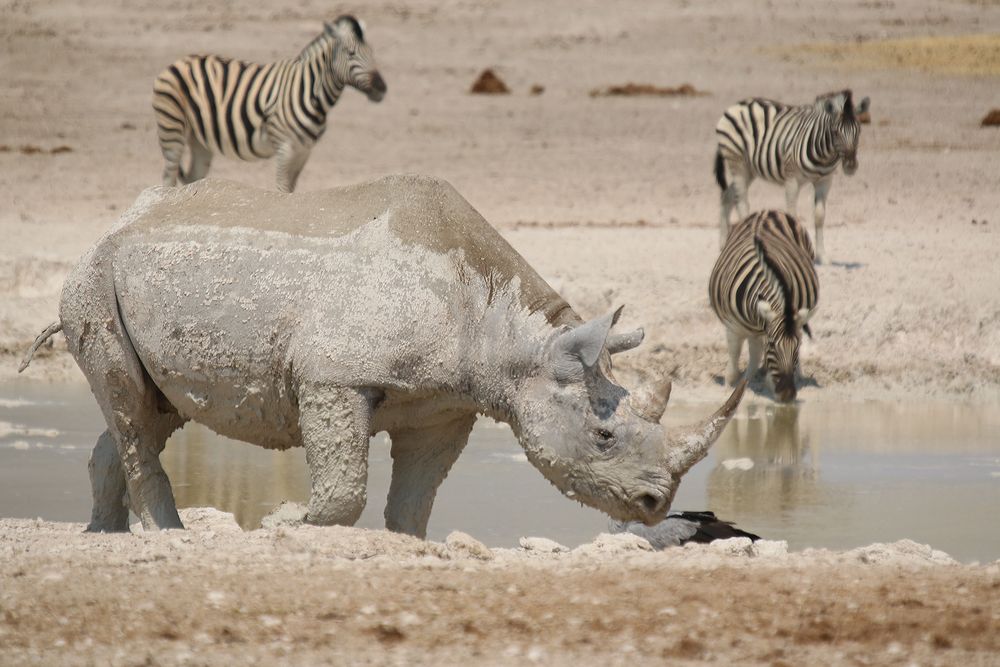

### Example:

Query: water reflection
xmin=162 ymin=424 xmax=311 ymax=530
xmin=706 ymin=404 xmax=820 ymax=520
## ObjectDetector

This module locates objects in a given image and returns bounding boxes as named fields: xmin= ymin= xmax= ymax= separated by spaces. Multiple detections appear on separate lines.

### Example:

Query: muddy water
xmin=1 ymin=380 xmax=998 ymax=562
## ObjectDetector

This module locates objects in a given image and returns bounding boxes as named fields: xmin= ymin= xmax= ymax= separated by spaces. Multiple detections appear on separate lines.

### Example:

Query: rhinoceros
xmin=21 ymin=175 xmax=745 ymax=537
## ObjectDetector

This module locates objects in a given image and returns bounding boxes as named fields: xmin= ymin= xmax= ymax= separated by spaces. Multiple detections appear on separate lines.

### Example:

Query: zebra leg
xmin=183 ymin=141 xmax=214 ymax=183
xmin=784 ymin=179 xmax=800 ymax=217
xmin=747 ymin=336 xmax=764 ymax=381
xmin=733 ymin=173 xmax=751 ymax=221
xmin=275 ymin=145 xmax=311 ymax=194
xmin=724 ymin=329 xmax=745 ymax=386
xmin=719 ymin=188 xmax=733 ymax=248
xmin=813 ymin=178 xmax=832 ymax=264
xmin=160 ymin=142 xmax=185 ymax=187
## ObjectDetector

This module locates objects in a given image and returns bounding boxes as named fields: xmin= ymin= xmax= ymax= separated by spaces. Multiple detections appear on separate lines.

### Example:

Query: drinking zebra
xmin=709 ymin=210 xmax=819 ymax=403
xmin=152 ymin=15 xmax=387 ymax=193
xmin=714 ymin=90 xmax=870 ymax=263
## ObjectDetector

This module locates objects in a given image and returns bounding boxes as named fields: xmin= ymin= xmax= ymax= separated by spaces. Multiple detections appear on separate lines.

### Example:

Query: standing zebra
xmin=714 ymin=90 xmax=870 ymax=263
xmin=153 ymin=15 xmax=387 ymax=193
xmin=709 ymin=210 xmax=819 ymax=403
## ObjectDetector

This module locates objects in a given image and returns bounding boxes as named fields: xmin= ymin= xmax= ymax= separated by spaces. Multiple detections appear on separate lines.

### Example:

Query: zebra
xmin=709 ymin=210 xmax=819 ymax=403
xmin=714 ymin=90 xmax=870 ymax=263
xmin=152 ymin=15 xmax=387 ymax=193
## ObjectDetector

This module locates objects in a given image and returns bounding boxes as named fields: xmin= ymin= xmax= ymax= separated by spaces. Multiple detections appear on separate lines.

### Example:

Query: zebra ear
xmin=856 ymin=96 xmax=870 ymax=114
xmin=324 ymin=21 xmax=335 ymax=34
xmin=757 ymin=302 xmax=778 ymax=323
xmin=823 ymin=99 xmax=836 ymax=115
xmin=797 ymin=307 xmax=814 ymax=324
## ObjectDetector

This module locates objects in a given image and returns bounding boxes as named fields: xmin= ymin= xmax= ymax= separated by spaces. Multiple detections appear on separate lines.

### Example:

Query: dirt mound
xmin=589 ymin=82 xmax=706 ymax=97
xmin=982 ymin=109 xmax=1000 ymax=126
xmin=470 ymin=68 xmax=510 ymax=94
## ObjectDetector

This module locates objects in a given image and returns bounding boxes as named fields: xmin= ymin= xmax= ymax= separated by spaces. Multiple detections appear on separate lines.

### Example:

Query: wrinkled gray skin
xmin=24 ymin=175 xmax=745 ymax=537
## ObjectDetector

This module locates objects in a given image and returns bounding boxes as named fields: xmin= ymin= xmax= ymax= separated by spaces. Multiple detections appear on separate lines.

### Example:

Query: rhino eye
xmin=594 ymin=428 xmax=615 ymax=451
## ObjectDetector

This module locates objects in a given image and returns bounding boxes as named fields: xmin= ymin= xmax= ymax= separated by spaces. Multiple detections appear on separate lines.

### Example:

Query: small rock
xmin=707 ymin=536 xmax=755 ymax=557
xmin=577 ymin=533 xmax=652 ymax=553
xmin=751 ymin=540 xmax=789 ymax=558
xmin=519 ymin=536 xmax=568 ymax=553
xmin=721 ymin=457 xmax=754 ymax=471
xmin=260 ymin=501 xmax=308 ymax=529
xmin=445 ymin=530 xmax=494 ymax=560
xmin=179 ymin=507 xmax=241 ymax=532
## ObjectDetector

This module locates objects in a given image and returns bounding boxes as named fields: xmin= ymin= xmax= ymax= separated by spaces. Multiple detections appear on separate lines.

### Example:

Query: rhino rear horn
xmin=607 ymin=327 xmax=644 ymax=355
xmin=552 ymin=305 xmax=624 ymax=368
xmin=628 ymin=377 xmax=671 ymax=423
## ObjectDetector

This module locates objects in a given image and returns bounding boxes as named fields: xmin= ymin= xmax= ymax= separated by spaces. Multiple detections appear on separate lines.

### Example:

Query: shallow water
xmin=1 ymin=380 xmax=998 ymax=562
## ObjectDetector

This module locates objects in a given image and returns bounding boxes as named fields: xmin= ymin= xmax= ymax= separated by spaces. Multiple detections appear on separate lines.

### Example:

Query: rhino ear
xmin=552 ymin=305 xmax=624 ymax=370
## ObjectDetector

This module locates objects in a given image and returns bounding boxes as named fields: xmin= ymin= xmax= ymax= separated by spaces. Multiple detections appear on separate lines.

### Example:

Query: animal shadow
xmin=825 ymin=260 xmax=864 ymax=270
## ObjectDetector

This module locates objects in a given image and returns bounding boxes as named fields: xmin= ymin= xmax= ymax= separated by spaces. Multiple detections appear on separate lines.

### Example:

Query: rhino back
xmin=101 ymin=176 xmax=575 ymax=441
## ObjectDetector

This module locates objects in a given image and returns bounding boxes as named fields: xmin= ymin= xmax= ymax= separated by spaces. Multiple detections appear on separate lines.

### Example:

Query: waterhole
xmin=2 ymin=380 xmax=997 ymax=562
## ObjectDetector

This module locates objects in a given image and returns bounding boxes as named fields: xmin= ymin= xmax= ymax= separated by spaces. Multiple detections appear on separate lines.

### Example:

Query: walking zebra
xmin=714 ymin=90 xmax=870 ymax=263
xmin=153 ymin=15 xmax=387 ymax=193
xmin=709 ymin=210 xmax=819 ymax=403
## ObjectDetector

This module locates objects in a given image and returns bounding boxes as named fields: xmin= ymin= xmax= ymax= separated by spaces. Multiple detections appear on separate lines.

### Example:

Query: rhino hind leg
xmin=384 ymin=413 xmax=476 ymax=538
xmin=87 ymin=403 xmax=186 ymax=532
xmin=299 ymin=386 xmax=375 ymax=526
xmin=86 ymin=430 xmax=129 ymax=532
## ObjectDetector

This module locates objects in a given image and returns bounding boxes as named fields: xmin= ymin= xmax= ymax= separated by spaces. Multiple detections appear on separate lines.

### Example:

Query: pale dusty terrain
xmin=1 ymin=0 xmax=1000 ymax=664
xmin=2 ymin=509 xmax=998 ymax=667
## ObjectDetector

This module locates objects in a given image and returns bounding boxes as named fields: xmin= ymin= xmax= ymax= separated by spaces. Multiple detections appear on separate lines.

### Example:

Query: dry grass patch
xmin=781 ymin=34 xmax=1000 ymax=77
xmin=589 ymin=82 xmax=707 ymax=97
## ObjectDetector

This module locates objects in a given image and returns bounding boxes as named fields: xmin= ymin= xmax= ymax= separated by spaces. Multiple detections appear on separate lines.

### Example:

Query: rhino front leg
xmin=384 ymin=413 xmax=476 ymax=538
xmin=299 ymin=386 xmax=374 ymax=526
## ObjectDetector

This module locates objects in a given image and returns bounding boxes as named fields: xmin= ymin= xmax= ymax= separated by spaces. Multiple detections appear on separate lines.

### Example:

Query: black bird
xmin=610 ymin=511 xmax=761 ymax=550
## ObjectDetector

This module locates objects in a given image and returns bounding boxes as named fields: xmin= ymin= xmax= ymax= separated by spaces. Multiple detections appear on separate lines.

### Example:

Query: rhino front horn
xmin=628 ymin=377 xmax=672 ymax=423
xmin=663 ymin=379 xmax=747 ymax=475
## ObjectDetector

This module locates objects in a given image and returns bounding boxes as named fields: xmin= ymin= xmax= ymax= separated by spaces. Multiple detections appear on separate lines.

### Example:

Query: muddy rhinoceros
xmin=21 ymin=175 xmax=745 ymax=537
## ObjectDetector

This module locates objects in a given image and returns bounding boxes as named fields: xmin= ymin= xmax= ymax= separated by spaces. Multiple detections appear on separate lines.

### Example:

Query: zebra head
xmin=817 ymin=90 xmax=870 ymax=176
xmin=326 ymin=16 xmax=387 ymax=102
xmin=757 ymin=301 xmax=816 ymax=403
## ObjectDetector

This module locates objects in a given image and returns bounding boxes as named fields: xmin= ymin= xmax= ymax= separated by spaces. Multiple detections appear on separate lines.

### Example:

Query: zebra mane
xmin=753 ymin=233 xmax=796 ymax=335
xmin=334 ymin=15 xmax=365 ymax=42
xmin=815 ymin=89 xmax=855 ymax=120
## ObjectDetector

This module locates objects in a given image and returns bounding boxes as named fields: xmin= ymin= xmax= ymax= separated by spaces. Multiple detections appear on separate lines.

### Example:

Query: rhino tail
xmin=18 ymin=322 xmax=64 ymax=372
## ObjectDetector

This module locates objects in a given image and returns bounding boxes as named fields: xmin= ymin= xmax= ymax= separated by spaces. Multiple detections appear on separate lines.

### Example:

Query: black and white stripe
xmin=709 ymin=210 xmax=819 ymax=403
xmin=714 ymin=90 xmax=870 ymax=263
xmin=153 ymin=15 xmax=386 ymax=193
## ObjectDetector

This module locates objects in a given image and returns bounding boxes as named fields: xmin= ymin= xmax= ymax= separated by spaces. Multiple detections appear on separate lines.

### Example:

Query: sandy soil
xmin=2 ymin=0 xmax=1000 ymax=663
xmin=1 ymin=509 xmax=998 ymax=666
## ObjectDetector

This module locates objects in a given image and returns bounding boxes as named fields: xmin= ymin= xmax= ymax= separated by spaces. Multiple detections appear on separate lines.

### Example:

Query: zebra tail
xmin=714 ymin=150 xmax=727 ymax=191
xmin=18 ymin=321 xmax=63 ymax=372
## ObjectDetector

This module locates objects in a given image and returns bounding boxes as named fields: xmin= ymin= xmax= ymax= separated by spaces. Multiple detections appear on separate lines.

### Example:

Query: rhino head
xmin=511 ymin=307 xmax=746 ymax=525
